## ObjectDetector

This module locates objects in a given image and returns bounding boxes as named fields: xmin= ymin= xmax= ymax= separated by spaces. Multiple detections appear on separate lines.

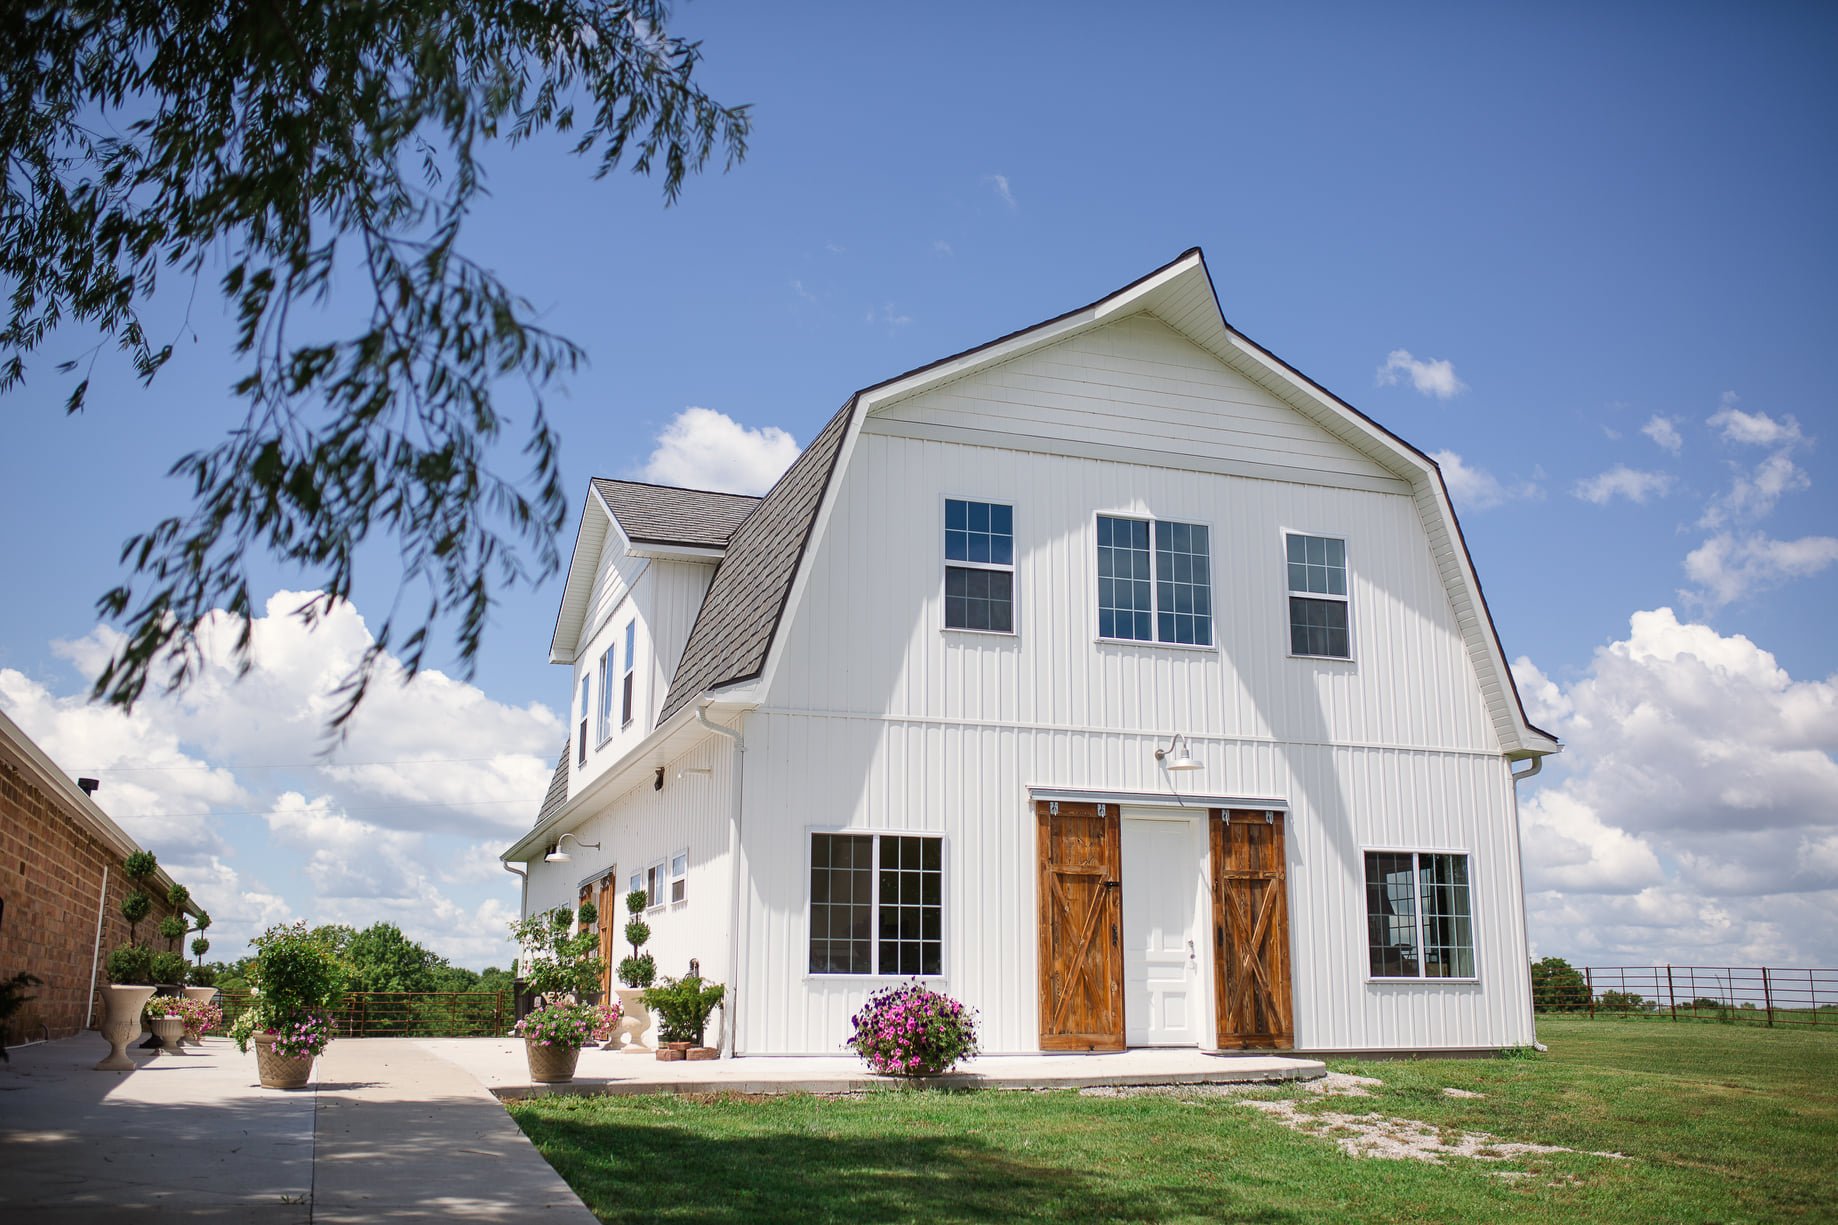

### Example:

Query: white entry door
xmin=1121 ymin=817 xmax=1203 ymax=1046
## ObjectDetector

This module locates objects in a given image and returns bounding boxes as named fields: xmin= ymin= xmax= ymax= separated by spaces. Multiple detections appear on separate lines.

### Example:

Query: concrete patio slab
xmin=420 ymin=1038 xmax=1327 ymax=1099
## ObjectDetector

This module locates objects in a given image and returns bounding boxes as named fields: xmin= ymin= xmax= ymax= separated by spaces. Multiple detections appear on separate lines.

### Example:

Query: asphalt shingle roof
xmin=658 ymin=400 xmax=855 ymax=722
xmin=591 ymin=479 xmax=760 ymax=549
xmin=534 ymin=741 xmax=569 ymax=826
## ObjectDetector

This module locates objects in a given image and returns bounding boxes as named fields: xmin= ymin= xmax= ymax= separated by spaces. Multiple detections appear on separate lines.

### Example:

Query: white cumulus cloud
xmin=1573 ymin=465 xmax=1674 ymax=505
xmin=1377 ymin=349 xmax=1467 ymax=399
xmin=1513 ymin=610 xmax=1838 ymax=966
xmin=1683 ymin=532 xmax=1838 ymax=609
xmin=1641 ymin=414 xmax=1683 ymax=455
xmin=1432 ymin=450 xmax=1540 ymax=511
xmin=638 ymin=407 xmax=800 ymax=496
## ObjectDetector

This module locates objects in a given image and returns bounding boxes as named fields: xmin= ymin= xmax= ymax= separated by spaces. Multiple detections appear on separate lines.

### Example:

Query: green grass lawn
xmin=506 ymin=1017 xmax=1838 ymax=1223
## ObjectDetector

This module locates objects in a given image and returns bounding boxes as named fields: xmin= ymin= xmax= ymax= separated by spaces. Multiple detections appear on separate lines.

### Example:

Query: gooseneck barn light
xmin=1154 ymin=734 xmax=1203 ymax=772
xmin=543 ymin=832 xmax=601 ymax=864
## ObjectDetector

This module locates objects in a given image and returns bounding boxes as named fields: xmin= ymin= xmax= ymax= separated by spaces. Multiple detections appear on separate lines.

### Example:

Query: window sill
xmin=1365 ymin=976 xmax=1480 ymax=985
xmin=1288 ymin=652 xmax=1356 ymax=664
xmin=802 ymin=973 xmax=948 ymax=983
xmin=1095 ymin=636 xmax=1216 ymax=653
xmin=942 ymin=626 xmax=1017 ymax=638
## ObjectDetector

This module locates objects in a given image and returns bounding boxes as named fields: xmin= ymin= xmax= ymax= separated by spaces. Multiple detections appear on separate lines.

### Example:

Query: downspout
xmin=503 ymin=861 xmax=529 ymax=918
xmin=697 ymin=702 xmax=746 ymax=1059
xmin=85 ymin=865 xmax=110 ymax=1030
xmin=1509 ymin=754 xmax=1546 ymax=1051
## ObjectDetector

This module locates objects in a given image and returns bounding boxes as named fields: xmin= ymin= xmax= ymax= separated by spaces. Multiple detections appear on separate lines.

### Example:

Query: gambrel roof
xmin=649 ymin=248 xmax=1557 ymax=756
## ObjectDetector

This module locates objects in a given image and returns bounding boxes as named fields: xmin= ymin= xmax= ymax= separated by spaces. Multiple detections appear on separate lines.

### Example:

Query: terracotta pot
xmin=253 ymin=1032 xmax=316 ymax=1089
xmin=95 ymin=985 xmax=156 ymax=1071
xmin=612 ymin=988 xmax=653 ymax=1053
xmin=656 ymin=1047 xmax=685 ymax=1062
xmin=667 ymin=1040 xmax=693 ymax=1051
xmin=524 ymin=1038 xmax=582 ymax=1084
xmin=686 ymin=1047 xmax=718 ymax=1061
xmin=149 ymin=1015 xmax=186 ymax=1054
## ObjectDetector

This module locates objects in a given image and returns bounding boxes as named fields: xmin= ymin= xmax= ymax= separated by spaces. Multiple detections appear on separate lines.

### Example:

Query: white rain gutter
xmin=697 ymin=702 xmax=746 ymax=1059
xmin=503 ymin=861 xmax=528 ymax=919
xmin=85 ymin=864 xmax=109 ymax=1029
xmin=1509 ymin=753 xmax=1548 ymax=1050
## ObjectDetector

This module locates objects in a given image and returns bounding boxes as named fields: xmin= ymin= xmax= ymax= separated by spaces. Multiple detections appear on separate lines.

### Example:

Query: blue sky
xmin=3 ymin=3 xmax=1834 ymax=970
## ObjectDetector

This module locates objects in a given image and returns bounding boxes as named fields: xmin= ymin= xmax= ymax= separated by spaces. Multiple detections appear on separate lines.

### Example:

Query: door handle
xmin=1187 ymin=939 xmax=1196 ymax=961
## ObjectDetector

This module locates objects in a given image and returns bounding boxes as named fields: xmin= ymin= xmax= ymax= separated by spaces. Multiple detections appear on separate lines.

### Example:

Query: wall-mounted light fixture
xmin=1154 ymin=733 xmax=1202 ymax=772
xmin=544 ymin=832 xmax=602 ymax=863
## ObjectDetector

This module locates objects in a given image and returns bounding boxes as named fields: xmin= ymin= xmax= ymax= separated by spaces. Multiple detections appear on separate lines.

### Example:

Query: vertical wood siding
xmin=731 ymin=321 xmax=1532 ymax=1054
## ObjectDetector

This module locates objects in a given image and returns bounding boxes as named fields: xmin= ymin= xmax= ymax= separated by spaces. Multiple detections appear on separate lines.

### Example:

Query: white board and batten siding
xmin=525 ymin=736 xmax=739 ymax=996
xmin=732 ymin=316 xmax=1533 ymax=1055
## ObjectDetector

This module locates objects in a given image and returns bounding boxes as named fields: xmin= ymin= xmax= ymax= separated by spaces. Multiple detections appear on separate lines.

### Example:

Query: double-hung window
xmin=620 ymin=621 xmax=637 ymax=727
xmin=1286 ymin=533 xmax=1351 ymax=658
xmin=808 ymin=832 xmax=943 ymax=976
xmin=595 ymin=648 xmax=614 ymax=744
xmin=1096 ymin=515 xmax=1212 ymax=646
xmin=644 ymin=860 xmax=664 ymax=910
xmin=1364 ymin=851 xmax=1475 ymax=979
xmin=944 ymin=499 xmax=1014 ymax=633
xmin=669 ymin=851 xmax=688 ymax=904
xmin=576 ymin=676 xmax=590 ymax=765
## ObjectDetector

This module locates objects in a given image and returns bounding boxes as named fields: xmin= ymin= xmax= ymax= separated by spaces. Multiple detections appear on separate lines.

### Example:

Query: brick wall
xmin=0 ymin=756 xmax=181 ymax=1043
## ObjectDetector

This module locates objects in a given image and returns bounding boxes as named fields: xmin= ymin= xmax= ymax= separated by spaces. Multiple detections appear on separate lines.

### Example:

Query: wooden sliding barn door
xmin=594 ymin=875 xmax=617 ymax=996
xmin=1037 ymin=800 xmax=1125 ymax=1051
xmin=1212 ymin=810 xmax=1294 ymax=1049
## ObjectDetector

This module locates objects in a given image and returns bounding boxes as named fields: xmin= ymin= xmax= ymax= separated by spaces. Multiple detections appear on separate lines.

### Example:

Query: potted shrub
xmin=509 ymin=905 xmax=604 ymax=1006
xmin=642 ymin=973 xmax=725 ymax=1061
xmin=142 ymin=994 xmax=188 ymax=1054
xmin=847 ymin=982 xmax=979 ymax=1077
xmin=612 ymin=890 xmax=656 ymax=1053
xmin=512 ymin=1000 xmax=610 ymax=1084
xmin=232 ymin=921 xmax=345 ymax=1089
xmin=96 ymin=943 xmax=155 ymax=1070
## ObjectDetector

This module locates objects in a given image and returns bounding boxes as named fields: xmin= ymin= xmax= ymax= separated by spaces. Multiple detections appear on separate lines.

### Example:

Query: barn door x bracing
xmin=1212 ymin=810 xmax=1294 ymax=1049
xmin=1036 ymin=800 xmax=1125 ymax=1050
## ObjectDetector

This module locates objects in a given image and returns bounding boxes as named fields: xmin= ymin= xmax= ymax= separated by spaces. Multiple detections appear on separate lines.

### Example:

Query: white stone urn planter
xmin=148 ymin=1015 xmax=186 ymax=1054
xmin=95 ymin=985 xmax=156 ymax=1071
xmin=611 ymin=987 xmax=653 ymax=1053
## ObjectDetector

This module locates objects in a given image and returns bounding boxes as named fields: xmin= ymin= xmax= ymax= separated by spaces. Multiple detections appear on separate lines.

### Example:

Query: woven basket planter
xmin=524 ymin=1039 xmax=583 ymax=1084
xmin=253 ymin=1032 xmax=316 ymax=1089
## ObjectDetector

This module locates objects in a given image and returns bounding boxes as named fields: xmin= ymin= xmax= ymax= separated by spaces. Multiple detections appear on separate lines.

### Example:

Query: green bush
xmin=106 ymin=943 xmax=153 ymax=985
xmin=642 ymin=974 xmax=725 ymax=1046
xmin=123 ymin=850 xmax=158 ymax=881
xmin=166 ymin=882 xmax=190 ymax=909
xmin=509 ymin=907 xmax=603 ymax=999
xmin=120 ymin=890 xmax=152 ymax=942
xmin=618 ymin=893 xmax=655 ymax=988
xmin=617 ymin=953 xmax=656 ymax=989
xmin=188 ymin=962 xmax=218 ymax=987
xmin=251 ymin=921 xmax=347 ymax=1017
xmin=150 ymin=950 xmax=188 ymax=984
xmin=159 ymin=914 xmax=187 ymax=947
xmin=194 ymin=910 xmax=212 ymax=932
xmin=191 ymin=935 xmax=211 ymax=960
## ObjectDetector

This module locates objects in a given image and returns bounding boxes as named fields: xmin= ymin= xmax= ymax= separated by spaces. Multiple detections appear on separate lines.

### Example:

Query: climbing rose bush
xmin=847 ymin=982 xmax=978 ymax=1076
xmin=513 ymin=1002 xmax=599 ymax=1050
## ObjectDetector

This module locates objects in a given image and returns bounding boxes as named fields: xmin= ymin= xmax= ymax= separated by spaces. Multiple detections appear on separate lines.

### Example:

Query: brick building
xmin=1 ymin=708 xmax=194 ymax=1045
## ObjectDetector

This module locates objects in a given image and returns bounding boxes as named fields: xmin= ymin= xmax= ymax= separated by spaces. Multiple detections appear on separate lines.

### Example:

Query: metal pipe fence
xmin=211 ymin=990 xmax=511 ymax=1038
xmin=1533 ymin=965 xmax=1838 ymax=1026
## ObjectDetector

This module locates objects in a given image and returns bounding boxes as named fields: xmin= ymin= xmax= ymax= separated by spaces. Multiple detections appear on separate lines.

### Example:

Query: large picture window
xmin=1096 ymin=515 xmax=1212 ymax=646
xmin=1286 ymin=533 xmax=1351 ymax=658
xmin=809 ymin=832 xmax=943 ymax=976
xmin=1364 ymin=851 xmax=1474 ymax=979
xmin=944 ymin=499 xmax=1014 ymax=633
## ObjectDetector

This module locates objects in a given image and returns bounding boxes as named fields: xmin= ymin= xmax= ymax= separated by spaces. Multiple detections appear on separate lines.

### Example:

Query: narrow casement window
xmin=620 ymin=621 xmax=637 ymax=727
xmin=595 ymin=648 xmax=614 ymax=744
xmin=1286 ymin=533 xmax=1351 ymax=658
xmin=1364 ymin=851 xmax=1474 ymax=979
xmin=1097 ymin=515 xmax=1212 ymax=645
xmin=669 ymin=851 xmax=688 ymax=904
xmin=809 ymin=832 xmax=943 ymax=976
xmin=944 ymin=499 xmax=1014 ymax=632
xmin=645 ymin=860 xmax=663 ymax=909
xmin=577 ymin=676 xmax=590 ymax=765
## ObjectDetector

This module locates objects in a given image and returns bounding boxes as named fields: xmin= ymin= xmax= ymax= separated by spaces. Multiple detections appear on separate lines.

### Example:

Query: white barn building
xmin=502 ymin=249 xmax=1560 ymax=1057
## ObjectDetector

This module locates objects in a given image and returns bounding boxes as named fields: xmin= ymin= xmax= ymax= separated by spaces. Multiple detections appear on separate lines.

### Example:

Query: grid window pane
xmin=945 ymin=567 xmax=1014 ymax=632
xmin=878 ymin=834 xmax=943 ymax=976
xmin=1154 ymin=520 xmax=1212 ymax=646
xmin=1365 ymin=852 xmax=1420 ymax=978
xmin=1097 ymin=516 xmax=1154 ymax=640
xmin=1286 ymin=533 xmax=1348 ymax=597
xmin=1289 ymin=596 xmax=1350 ymax=658
xmin=1419 ymin=854 xmax=1474 ymax=978
xmin=809 ymin=834 xmax=874 ymax=974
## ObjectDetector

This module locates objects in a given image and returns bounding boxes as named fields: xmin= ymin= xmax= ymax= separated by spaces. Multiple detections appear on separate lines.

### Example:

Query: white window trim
xmin=668 ymin=849 xmax=688 ymax=907
xmin=803 ymin=826 xmax=948 ymax=981
xmin=940 ymin=494 xmax=1018 ymax=637
xmin=620 ymin=620 xmax=638 ymax=729
xmin=1092 ymin=510 xmax=1218 ymax=650
xmin=1360 ymin=845 xmax=1480 ymax=985
xmin=1282 ymin=527 xmax=1356 ymax=663
xmin=595 ymin=648 xmax=615 ymax=746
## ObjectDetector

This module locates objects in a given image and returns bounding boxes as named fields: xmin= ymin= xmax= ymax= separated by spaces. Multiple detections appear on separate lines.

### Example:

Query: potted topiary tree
xmin=612 ymin=890 xmax=656 ymax=1054
xmin=642 ymin=973 xmax=725 ymax=1061
xmin=230 ymin=921 xmax=345 ymax=1089
xmin=96 ymin=943 xmax=154 ymax=1070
